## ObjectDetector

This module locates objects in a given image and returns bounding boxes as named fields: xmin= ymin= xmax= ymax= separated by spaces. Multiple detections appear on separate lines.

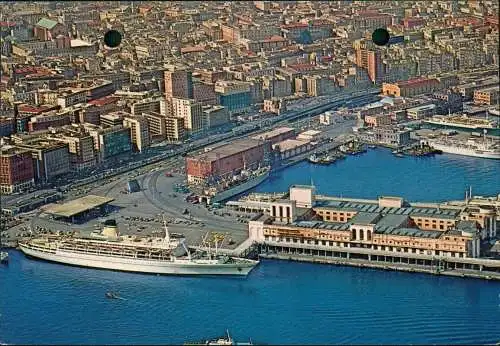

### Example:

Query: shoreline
xmin=259 ymin=253 xmax=500 ymax=281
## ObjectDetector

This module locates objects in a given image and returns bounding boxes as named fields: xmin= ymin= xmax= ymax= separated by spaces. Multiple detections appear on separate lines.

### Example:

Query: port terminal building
xmin=238 ymin=186 xmax=499 ymax=266
xmin=43 ymin=195 xmax=114 ymax=223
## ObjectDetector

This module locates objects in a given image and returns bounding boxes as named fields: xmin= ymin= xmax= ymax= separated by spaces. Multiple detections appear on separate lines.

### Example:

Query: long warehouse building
xmin=186 ymin=138 xmax=271 ymax=184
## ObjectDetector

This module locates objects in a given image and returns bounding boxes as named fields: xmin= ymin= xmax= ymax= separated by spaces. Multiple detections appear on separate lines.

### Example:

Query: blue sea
xmin=1 ymin=148 xmax=500 ymax=345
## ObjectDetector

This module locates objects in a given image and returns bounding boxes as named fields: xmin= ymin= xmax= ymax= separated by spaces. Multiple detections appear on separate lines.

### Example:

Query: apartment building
xmin=123 ymin=116 xmax=151 ymax=152
xmin=0 ymin=145 xmax=34 ymax=193
xmin=17 ymin=139 xmax=70 ymax=183
xmin=171 ymin=98 xmax=203 ymax=133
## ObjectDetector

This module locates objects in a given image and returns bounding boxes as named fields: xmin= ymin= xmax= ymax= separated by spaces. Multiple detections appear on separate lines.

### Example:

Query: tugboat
xmin=318 ymin=154 xmax=335 ymax=165
xmin=308 ymin=153 xmax=320 ymax=163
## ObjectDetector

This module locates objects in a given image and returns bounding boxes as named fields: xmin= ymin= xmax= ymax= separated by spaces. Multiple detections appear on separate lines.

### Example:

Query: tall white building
xmin=171 ymin=98 xmax=203 ymax=133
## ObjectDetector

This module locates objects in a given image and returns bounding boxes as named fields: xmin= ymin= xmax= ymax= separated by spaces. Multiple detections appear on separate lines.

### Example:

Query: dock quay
xmin=257 ymin=243 xmax=500 ymax=281
xmin=232 ymin=185 xmax=500 ymax=281
xmin=259 ymin=253 xmax=500 ymax=281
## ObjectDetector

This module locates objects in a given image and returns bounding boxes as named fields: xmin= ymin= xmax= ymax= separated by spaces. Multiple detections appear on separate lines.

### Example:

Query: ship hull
xmin=210 ymin=171 xmax=270 ymax=204
xmin=429 ymin=142 xmax=500 ymax=160
xmin=424 ymin=120 xmax=493 ymax=130
xmin=19 ymin=245 xmax=257 ymax=276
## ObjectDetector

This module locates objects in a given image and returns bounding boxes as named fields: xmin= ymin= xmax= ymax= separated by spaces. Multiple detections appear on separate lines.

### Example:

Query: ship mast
xmin=162 ymin=214 xmax=170 ymax=245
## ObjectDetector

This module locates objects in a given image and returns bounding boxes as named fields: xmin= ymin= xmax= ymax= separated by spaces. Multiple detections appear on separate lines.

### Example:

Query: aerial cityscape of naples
xmin=0 ymin=1 xmax=499 ymax=345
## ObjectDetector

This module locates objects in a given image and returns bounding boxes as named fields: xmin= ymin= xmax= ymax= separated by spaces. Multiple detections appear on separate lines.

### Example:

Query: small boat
xmin=368 ymin=145 xmax=376 ymax=149
xmin=395 ymin=153 xmax=405 ymax=158
xmin=185 ymin=330 xmax=253 ymax=346
xmin=0 ymin=251 xmax=8 ymax=264
xmin=105 ymin=291 xmax=120 ymax=299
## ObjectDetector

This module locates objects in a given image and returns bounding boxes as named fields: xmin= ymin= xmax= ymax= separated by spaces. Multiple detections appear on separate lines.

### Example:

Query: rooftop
xmin=43 ymin=195 xmax=114 ymax=218
xmin=273 ymin=139 xmax=310 ymax=152
xmin=252 ymin=127 xmax=294 ymax=140
xmin=36 ymin=18 xmax=59 ymax=30
xmin=314 ymin=200 xmax=460 ymax=219
xmin=189 ymin=138 xmax=263 ymax=162
xmin=350 ymin=212 xmax=381 ymax=225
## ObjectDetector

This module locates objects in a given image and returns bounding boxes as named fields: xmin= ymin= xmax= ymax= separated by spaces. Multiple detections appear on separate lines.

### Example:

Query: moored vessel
xmin=428 ymin=134 xmax=500 ymax=160
xmin=202 ymin=166 xmax=270 ymax=204
xmin=19 ymin=219 xmax=259 ymax=276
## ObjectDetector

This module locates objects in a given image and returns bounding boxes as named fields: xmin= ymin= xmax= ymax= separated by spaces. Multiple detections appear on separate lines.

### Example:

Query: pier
xmin=258 ymin=242 xmax=500 ymax=281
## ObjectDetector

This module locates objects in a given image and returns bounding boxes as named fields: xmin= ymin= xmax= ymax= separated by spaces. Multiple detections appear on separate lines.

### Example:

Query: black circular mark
xmin=104 ymin=30 xmax=122 ymax=48
xmin=372 ymin=28 xmax=390 ymax=46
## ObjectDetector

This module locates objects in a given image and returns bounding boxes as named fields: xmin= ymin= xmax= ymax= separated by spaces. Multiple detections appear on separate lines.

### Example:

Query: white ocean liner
xmin=425 ymin=115 xmax=496 ymax=130
xmin=428 ymin=139 xmax=500 ymax=160
xmin=19 ymin=220 xmax=259 ymax=276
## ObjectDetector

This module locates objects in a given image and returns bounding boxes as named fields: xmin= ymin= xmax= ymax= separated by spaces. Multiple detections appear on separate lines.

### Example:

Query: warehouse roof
xmin=44 ymin=195 xmax=114 ymax=217
xmin=189 ymin=138 xmax=263 ymax=162
xmin=252 ymin=127 xmax=294 ymax=141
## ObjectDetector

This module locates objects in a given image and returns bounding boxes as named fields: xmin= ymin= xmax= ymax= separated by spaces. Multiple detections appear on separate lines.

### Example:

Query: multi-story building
xmin=474 ymin=87 xmax=499 ymax=106
xmin=202 ymin=105 xmax=229 ymax=129
xmin=56 ymin=88 xmax=87 ymax=108
xmin=33 ymin=18 xmax=66 ymax=41
xmin=164 ymin=69 xmax=193 ymax=99
xmin=280 ymin=21 xmax=332 ymax=42
xmin=82 ymin=96 xmax=120 ymax=125
xmin=51 ymin=133 xmax=96 ymax=171
xmin=171 ymin=98 xmax=203 ymax=133
xmin=305 ymin=75 xmax=338 ymax=97
xmin=130 ymin=98 xmax=162 ymax=116
xmin=351 ymin=11 xmax=393 ymax=31
xmin=143 ymin=112 xmax=167 ymax=141
xmin=28 ymin=111 xmax=71 ymax=132
xmin=165 ymin=116 xmax=185 ymax=143
xmin=263 ymin=98 xmax=287 ymax=115
xmin=382 ymin=78 xmax=442 ymax=98
xmin=373 ymin=126 xmax=411 ymax=146
xmin=364 ymin=114 xmax=391 ymax=127
xmin=0 ymin=145 xmax=34 ymax=194
xmin=193 ymin=81 xmax=217 ymax=106
xmin=100 ymin=111 xmax=129 ymax=128
xmin=0 ymin=117 xmax=15 ymax=137
xmin=17 ymin=140 xmax=70 ymax=183
xmin=123 ymin=116 xmax=151 ymax=152
xmin=87 ymin=125 xmax=131 ymax=161
xmin=431 ymin=91 xmax=463 ymax=115
xmin=248 ymin=186 xmax=489 ymax=260
xmin=215 ymin=81 xmax=252 ymax=115
xmin=406 ymin=104 xmax=437 ymax=120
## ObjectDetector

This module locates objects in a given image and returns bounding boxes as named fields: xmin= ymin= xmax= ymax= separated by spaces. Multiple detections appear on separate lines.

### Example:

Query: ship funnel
xmin=101 ymin=219 xmax=119 ymax=238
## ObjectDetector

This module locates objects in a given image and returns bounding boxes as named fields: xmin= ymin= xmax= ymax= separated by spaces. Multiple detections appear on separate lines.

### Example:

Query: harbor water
xmin=256 ymin=147 xmax=500 ymax=202
xmin=1 ymin=147 xmax=500 ymax=344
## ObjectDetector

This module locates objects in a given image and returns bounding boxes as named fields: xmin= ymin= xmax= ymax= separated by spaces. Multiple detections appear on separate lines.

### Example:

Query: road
xmin=5 ymin=90 xmax=380 ymax=248
xmin=55 ymin=90 xmax=380 ymax=193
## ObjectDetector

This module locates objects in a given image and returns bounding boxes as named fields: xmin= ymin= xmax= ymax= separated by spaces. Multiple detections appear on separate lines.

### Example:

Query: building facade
xmin=0 ymin=146 xmax=34 ymax=193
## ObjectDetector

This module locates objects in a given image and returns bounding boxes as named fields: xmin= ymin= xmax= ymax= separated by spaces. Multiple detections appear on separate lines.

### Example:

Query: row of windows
xmin=263 ymin=236 xmax=467 ymax=258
